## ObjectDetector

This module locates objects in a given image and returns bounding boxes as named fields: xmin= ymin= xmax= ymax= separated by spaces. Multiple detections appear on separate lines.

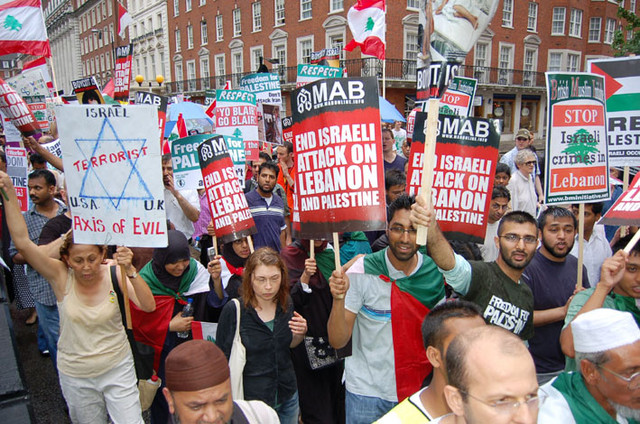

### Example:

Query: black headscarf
xmin=151 ymin=230 xmax=192 ymax=292
xmin=221 ymin=239 xmax=249 ymax=269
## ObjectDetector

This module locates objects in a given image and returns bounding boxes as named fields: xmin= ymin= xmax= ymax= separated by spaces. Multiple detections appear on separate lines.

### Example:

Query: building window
xmin=275 ymin=0 xmax=285 ymax=26
xmin=175 ymin=29 xmax=181 ymax=51
xmin=548 ymin=52 xmax=562 ymax=72
xmin=523 ymin=48 xmax=537 ymax=86
xmin=250 ymin=46 xmax=263 ymax=72
xmin=407 ymin=0 xmax=419 ymax=9
xmin=157 ymin=13 xmax=162 ymax=29
xmin=200 ymin=0 xmax=205 ymax=5
xmin=216 ymin=15 xmax=223 ymax=41
xmin=187 ymin=24 xmax=193 ymax=49
xmin=200 ymin=57 xmax=210 ymax=88
xmin=498 ymin=44 xmax=514 ymax=84
xmin=567 ymin=53 xmax=580 ymax=72
xmin=233 ymin=8 xmax=241 ymax=37
xmin=569 ymin=9 xmax=583 ymax=37
xmin=175 ymin=62 xmax=183 ymax=90
xmin=252 ymin=2 xmax=261 ymax=32
xmin=604 ymin=18 xmax=616 ymax=44
xmin=185 ymin=0 xmax=191 ymax=12
xmin=297 ymin=36 xmax=313 ymax=64
xmin=588 ymin=17 xmax=601 ymax=42
xmin=215 ymin=54 xmax=225 ymax=76
xmin=552 ymin=7 xmax=566 ymax=35
xmin=502 ymin=0 xmax=513 ymax=27
xmin=474 ymin=42 xmax=489 ymax=83
xmin=173 ymin=0 xmax=179 ymax=16
xmin=631 ymin=0 xmax=637 ymax=11
xmin=328 ymin=32 xmax=346 ymax=61
xmin=404 ymin=27 xmax=418 ymax=76
xmin=301 ymin=0 xmax=312 ymax=20
xmin=527 ymin=2 xmax=537 ymax=32
xmin=150 ymin=53 xmax=156 ymax=77
xmin=187 ymin=60 xmax=196 ymax=90
xmin=330 ymin=0 xmax=343 ymax=12
xmin=201 ymin=21 xmax=208 ymax=44
xmin=272 ymin=42 xmax=286 ymax=71
xmin=232 ymin=50 xmax=243 ymax=85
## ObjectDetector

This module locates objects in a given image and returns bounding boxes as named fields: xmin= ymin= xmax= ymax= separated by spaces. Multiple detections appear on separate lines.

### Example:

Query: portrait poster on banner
xmin=310 ymin=47 xmax=340 ymax=68
xmin=56 ymin=105 xmax=168 ymax=247
xmin=439 ymin=76 xmax=477 ymax=117
xmin=599 ymin=172 xmax=640 ymax=227
xmin=261 ymin=104 xmax=283 ymax=145
xmin=239 ymin=73 xmax=283 ymax=106
xmin=135 ymin=91 xmax=168 ymax=143
xmin=6 ymin=147 xmax=29 ymax=212
xmin=544 ymin=73 xmax=609 ymax=205
xmin=588 ymin=56 xmax=640 ymax=167
xmin=215 ymin=89 xmax=259 ymax=163
xmin=171 ymin=134 xmax=209 ymax=190
xmin=72 ymin=77 xmax=105 ymax=105
xmin=296 ymin=64 xmax=343 ymax=88
xmin=114 ymin=44 xmax=134 ymax=102
xmin=406 ymin=113 xmax=501 ymax=243
xmin=198 ymin=134 xmax=256 ymax=244
xmin=291 ymin=77 xmax=386 ymax=239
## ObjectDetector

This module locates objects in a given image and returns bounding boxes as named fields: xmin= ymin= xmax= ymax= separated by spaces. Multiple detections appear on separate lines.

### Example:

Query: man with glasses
xmin=433 ymin=326 xmax=539 ymax=423
xmin=328 ymin=195 xmax=447 ymax=423
xmin=410 ymin=197 xmax=537 ymax=340
xmin=539 ymin=308 xmax=640 ymax=423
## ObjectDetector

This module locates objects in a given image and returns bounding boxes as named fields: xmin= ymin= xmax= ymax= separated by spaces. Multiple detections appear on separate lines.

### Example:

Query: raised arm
xmin=114 ymin=246 xmax=156 ymax=312
xmin=23 ymin=136 xmax=64 ymax=171
xmin=327 ymin=270 xmax=357 ymax=349
xmin=410 ymin=195 xmax=456 ymax=270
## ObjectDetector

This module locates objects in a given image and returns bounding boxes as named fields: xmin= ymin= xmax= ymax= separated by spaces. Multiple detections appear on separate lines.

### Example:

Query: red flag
xmin=176 ymin=113 xmax=187 ymax=137
xmin=0 ymin=0 xmax=51 ymax=57
xmin=102 ymin=78 xmax=115 ymax=98
xmin=130 ymin=296 xmax=175 ymax=371
xmin=117 ymin=2 xmax=132 ymax=38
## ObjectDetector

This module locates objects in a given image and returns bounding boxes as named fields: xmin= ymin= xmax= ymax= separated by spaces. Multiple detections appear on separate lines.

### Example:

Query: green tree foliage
xmin=612 ymin=0 xmax=640 ymax=56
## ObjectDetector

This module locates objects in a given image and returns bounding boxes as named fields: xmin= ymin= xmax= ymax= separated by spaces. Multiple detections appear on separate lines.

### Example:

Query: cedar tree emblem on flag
xmin=4 ymin=15 xmax=21 ymax=31
xmin=0 ymin=0 xmax=51 ymax=57
xmin=344 ymin=0 xmax=386 ymax=60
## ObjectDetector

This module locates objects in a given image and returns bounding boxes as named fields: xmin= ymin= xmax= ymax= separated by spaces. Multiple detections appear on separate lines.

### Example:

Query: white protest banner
xmin=56 ymin=104 xmax=168 ymax=247
xmin=171 ymin=134 xmax=209 ymax=190
xmin=40 ymin=137 xmax=62 ymax=157
xmin=7 ymin=69 xmax=50 ymax=98
xmin=296 ymin=64 xmax=343 ymax=88
xmin=439 ymin=77 xmax=477 ymax=117
xmin=215 ymin=89 xmax=257 ymax=170
xmin=6 ymin=147 xmax=28 ymax=211
xmin=589 ymin=57 xmax=640 ymax=167
xmin=545 ymin=73 xmax=609 ymax=205
xmin=240 ymin=73 xmax=282 ymax=106
xmin=0 ymin=112 xmax=23 ymax=147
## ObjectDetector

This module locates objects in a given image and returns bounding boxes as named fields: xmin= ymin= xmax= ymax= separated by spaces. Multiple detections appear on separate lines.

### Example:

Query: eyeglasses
xmin=596 ymin=365 xmax=640 ymax=390
xmin=524 ymin=161 xmax=536 ymax=166
xmin=389 ymin=226 xmax=418 ymax=236
xmin=500 ymin=234 xmax=538 ymax=245
xmin=460 ymin=390 xmax=540 ymax=415
xmin=516 ymin=137 xmax=529 ymax=141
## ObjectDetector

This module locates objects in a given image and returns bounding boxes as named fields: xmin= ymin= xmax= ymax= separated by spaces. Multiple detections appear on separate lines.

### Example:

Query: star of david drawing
xmin=75 ymin=117 xmax=154 ymax=209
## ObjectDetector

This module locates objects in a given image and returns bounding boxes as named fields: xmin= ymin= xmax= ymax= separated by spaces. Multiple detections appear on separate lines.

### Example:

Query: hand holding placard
xmin=329 ymin=269 xmax=350 ymax=300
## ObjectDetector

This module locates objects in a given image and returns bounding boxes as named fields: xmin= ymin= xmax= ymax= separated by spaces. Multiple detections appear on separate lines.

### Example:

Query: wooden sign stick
xmin=310 ymin=240 xmax=315 ymax=259
xmin=416 ymin=98 xmax=440 ymax=246
xmin=624 ymin=230 xmax=640 ymax=254
xmin=332 ymin=232 xmax=343 ymax=299
xmin=576 ymin=204 xmax=585 ymax=289
xmin=247 ymin=235 xmax=255 ymax=253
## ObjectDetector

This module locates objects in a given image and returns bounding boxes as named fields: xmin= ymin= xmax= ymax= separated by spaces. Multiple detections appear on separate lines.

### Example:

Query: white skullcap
xmin=572 ymin=308 xmax=640 ymax=353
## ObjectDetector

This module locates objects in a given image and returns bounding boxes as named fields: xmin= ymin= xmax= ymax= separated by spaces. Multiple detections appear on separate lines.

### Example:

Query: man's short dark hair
xmin=258 ymin=151 xmax=272 ymax=162
xmin=28 ymin=169 xmax=56 ymax=186
xmin=538 ymin=206 xmax=577 ymax=231
xmin=387 ymin=194 xmax=414 ymax=223
xmin=613 ymin=233 xmax=640 ymax=256
xmin=497 ymin=211 xmax=537 ymax=236
xmin=491 ymin=186 xmax=511 ymax=201
xmin=421 ymin=300 xmax=482 ymax=351
xmin=280 ymin=141 xmax=293 ymax=154
xmin=161 ymin=153 xmax=172 ymax=163
xmin=30 ymin=153 xmax=46 ymax=166
xmin=385 ymin=169 xmax=406 ymax=190
xmin=258 ymin=161 xmax=279 ymax=178
xmin=495 ymin=163 xmax=511 ymax=176
xmin=382 ymin=128 xmax=393 ymax=139
xmin=573 ymin=202 xmax=604 ymax=216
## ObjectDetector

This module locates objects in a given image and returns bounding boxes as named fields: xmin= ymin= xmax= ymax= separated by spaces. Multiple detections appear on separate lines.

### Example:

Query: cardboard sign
xmin=6 ymin=147 xmax=28 ymax=212
xmin=72 ymin=77 xmax=105 ymax=104
xmin=56 ymin=104 xmax=167 ymax=247
xmin=171 ymin=134 xmax=209 ymax=190
xmin=599 ymin=172 xmax=640 ymax=226
xmin=545 ymin=73 xmax=609 ymax=205
xmin=239 ymin=73 xmax=282 ymax=106
xmin=198 ymin=135 xmax=256 ymax=244
xmin=0 ymin=79 xmax=41 ymax=136
xmin=296 ymin=64 xmax=343 ymax=88
xmin=407 ymin=113 xmax=501 ymax=243
xmin=291 ymin=77 xmax=386 ymax=238
xmin=589 ymin=57 xmax=640 ymax=167
xmin=439 ymin=77 xmax=477 ymax=117
xmin=135 ymin=91 xmax=168 ymax=143
xmin=114 ymin=44 xmax=134 ymax=102
xmin=215 ymin=89 xmax=257 ymax=169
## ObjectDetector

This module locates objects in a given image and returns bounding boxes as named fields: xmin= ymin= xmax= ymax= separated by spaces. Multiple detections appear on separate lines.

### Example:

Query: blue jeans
xmin=34 ymin=301 xmax=60 ymax=367
xmin=345 ymin=390 xmax=396 ymax=424
xmin=275 ymin=391 xmax=299 ymax=424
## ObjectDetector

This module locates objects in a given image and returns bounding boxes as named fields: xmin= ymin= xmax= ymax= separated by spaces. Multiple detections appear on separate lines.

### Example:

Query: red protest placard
xmin=290 ymin=77 xmax=386 ymax=239
xmin=407 ymin=113 xmax=501 ymax=243
xmin=599 ymin=173 xmax=640 ymax=227
xmin=114 ymin=44 xmax=134 ymax=102
xmin=198 ymin=134 xmax=256 ymax=243
xmin=0 ymin=79 xmax=41 ymax=136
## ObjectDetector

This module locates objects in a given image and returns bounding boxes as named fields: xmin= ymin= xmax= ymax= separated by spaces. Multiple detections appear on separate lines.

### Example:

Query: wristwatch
xmin=127 ymin=270 xmax=138 ymax=279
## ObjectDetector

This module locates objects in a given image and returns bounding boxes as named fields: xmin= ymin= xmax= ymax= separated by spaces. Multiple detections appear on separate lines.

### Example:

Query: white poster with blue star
xmin=55 ymin=104 xmax=168 ymax=247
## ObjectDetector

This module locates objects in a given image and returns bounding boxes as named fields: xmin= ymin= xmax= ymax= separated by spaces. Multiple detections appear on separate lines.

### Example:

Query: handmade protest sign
xmin=588 ymin=57 xmax=640 ymax=167
xmin=72 ymin=77 xmax=105 ymax=104
xmin=171 ymin=134 xmax=208 ymax=190
xmin=545 ymin=73 xmax=609 ymax=205
xmin=296 ymin=64 xmax=343 ymax=88
xmin=6 ymin=147 xmax=28 ymax=211
xmin=599 ymin=172 xmax=640 ymax=227
xmin=135 ymin=91 xmax=168 ymax=143
xmin=56 ymin=104 xmax=167 ymax=247
xmin=215 ymin=89 xmax=258 ymax=163
xmin=114 ymin=44 xmax=134 ymax=102
xmin=198 ymin=134 xmax=256 ymax=244
xmin=0 ymin=79 xmax=41 ymax=136
xmin=407 ymin=113 xmax=501 ymax=243
xmin=291 ymin=77 xmax=386 ymax=239
xmin=7 ymin=69 xmax=50 ymax=98
xmin=439 ymin=77 xmax=477 ymax=117
xmin=240 ymin=73 xmax=282 ymax=106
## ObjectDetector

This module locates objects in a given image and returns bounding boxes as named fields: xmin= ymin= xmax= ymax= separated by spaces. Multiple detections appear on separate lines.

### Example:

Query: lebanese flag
xmin=23 ymin=57 xmax=55 ymax=96
xmin=117 ymin=2 xmax=132 ymax=39
xmin=344 ymin=0 xmax=386 ymax=60
xmin=0 ymin=0 xmax=51 ymax=57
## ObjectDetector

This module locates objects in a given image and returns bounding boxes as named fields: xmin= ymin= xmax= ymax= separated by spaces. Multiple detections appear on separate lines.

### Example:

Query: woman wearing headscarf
xmin=218 ymin=236 xmax=251 ymax=300
xmin=281 ymin=239 xmax=346 ymax=424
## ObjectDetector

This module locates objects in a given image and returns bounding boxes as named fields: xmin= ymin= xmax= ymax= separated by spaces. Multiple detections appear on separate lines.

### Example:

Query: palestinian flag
xmin=0 ymin=0 xmax=50 ymax=57
xmin=344 ymin=0 xmax=386 ymax=60
xmin=589 ymin=56 xmax=640 ymax=113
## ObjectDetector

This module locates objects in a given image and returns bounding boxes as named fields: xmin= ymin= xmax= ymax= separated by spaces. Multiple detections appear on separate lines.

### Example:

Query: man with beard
xmin=162 ymin=154 xmax=200 ymax=239
xmin=410 ymin=196 xmax=537 ymax=340
xmin=163 ymin=339 xmax=279 ymax=424
xmin=522 ymin=207 xmax=590 ymax=383
xmin=478 ymin=186 xmax=510 ymax=262
xmin=245 ymin=161 xmax=286 ymax=251
xmin=539 ymin=308 xmax=640 ymax=424
xmin=328 ymin=195 xmax=447 ymax=423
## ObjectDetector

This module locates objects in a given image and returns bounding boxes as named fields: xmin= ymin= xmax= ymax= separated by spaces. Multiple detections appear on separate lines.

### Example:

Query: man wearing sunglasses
xmin=539 ymin=308 xmax=640 ymax=423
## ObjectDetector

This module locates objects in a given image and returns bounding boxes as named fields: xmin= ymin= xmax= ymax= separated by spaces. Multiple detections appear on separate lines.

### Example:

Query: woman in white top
xmin=0 ymin=171 xmax=156 ymax=424
xmin=507 ymin=149 xmax=538 ymax=218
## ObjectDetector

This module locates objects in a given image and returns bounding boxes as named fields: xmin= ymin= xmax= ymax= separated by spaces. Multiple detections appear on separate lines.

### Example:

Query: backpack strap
xmin=109 ymin=265 xmax=127 ymax=327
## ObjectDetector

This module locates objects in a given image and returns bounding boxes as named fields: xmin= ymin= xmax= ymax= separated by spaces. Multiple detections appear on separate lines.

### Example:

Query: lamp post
xmin=135 ymin=74 xmax=144 ymax=87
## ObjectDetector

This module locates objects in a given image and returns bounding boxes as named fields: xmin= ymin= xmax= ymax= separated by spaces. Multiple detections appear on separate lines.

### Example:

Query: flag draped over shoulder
xmin=344 ymin=0 xmax=386 ymax=60
xmin=118 ymin=2 xmax=132 ymax=38
xmin=0 ymin=0 xmax=50 ymax=57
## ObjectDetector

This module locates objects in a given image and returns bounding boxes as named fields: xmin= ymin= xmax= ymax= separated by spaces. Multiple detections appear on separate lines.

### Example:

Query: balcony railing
xmin=164 ymin=58 xmax=547 ymax=95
